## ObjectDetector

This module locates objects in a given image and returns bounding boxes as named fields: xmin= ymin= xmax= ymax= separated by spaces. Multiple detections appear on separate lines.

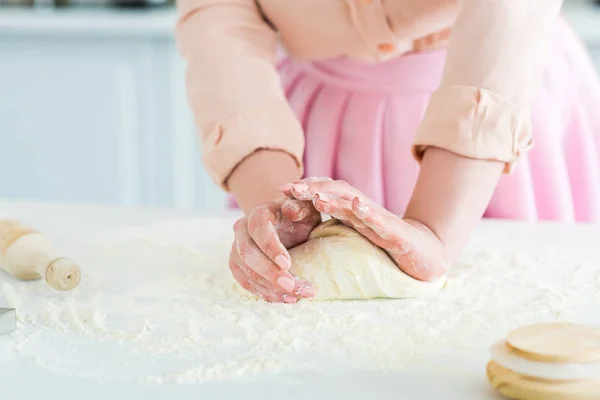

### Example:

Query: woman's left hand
xmin=281 ymin=178 xmax=448 ymax=281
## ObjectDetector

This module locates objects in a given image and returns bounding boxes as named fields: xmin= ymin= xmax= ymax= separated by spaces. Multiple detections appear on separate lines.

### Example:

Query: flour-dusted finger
xmin=231 ymin=259 xmax=289 ymax=303
xmin=234 ymin=252 xmax=283 ymax=292
xmin=293 ymin=277 xmax=317 ymax=298
xmin=232 ymin=243 xmax=309 ymax=302
xmin=352 ymin=197 xmax=393 ymax=238
xmin=229 ymin=255 xmax=258 ymax=294
xmin=289 ymin=179 xmax=364 ymax=203
xmin=247 ymin=205 xmax=291 ymax=270
xmin=279 ymin=177 xmax=333 ymax=197
xmin=240 ymin=260 xmax=315 ymax=299
xmin=281 ymin=198 xmax=314 ymax=222
xmin=314 ymin=193 xmax=365 ymax=229
xmin=248 ymin=278 xmax=297 ymax=303
xmin=234 ymin=218 xmax=296 ymax=293
xmin=351 ymin=197 xmax=411 ymax=255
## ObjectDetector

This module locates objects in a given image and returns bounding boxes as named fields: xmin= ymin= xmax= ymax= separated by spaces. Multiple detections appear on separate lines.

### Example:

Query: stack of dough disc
xmin=486 ymin=323 xmax=600 ymax=399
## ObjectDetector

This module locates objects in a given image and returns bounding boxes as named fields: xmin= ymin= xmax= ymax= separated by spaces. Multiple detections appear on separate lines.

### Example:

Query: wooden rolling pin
xmin=0 ymin=219 xmax=81 ymax=291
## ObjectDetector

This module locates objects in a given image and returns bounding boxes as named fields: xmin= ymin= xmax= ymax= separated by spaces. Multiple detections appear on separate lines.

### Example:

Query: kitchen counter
xmin=0 ymin=1 xmax=599 ymax=44
xmin=0 ymin=200 xmax=599 ymax=400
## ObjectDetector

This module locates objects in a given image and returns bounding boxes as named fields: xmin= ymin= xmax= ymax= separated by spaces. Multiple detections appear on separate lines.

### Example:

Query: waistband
xmin=287 ymin=49 xmax=447 ymax=93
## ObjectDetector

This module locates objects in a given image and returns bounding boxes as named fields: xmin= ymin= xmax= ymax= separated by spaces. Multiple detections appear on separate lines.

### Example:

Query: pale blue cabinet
xmin=0 ymin=10 xmax=226 ymax=210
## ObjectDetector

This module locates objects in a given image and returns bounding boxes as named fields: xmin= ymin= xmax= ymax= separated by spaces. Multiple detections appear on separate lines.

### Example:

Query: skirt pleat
xmin=259 ymin=18 xmax=600 ymax=222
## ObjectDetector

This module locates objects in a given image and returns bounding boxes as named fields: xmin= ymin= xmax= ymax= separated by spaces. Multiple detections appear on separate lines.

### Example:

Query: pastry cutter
xmin=0 ymin=308 xmax=16 ymax=335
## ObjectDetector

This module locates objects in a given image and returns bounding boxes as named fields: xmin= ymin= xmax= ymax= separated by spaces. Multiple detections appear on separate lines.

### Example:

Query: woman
xmin=176 ymin=0 xmax=600 ymax=303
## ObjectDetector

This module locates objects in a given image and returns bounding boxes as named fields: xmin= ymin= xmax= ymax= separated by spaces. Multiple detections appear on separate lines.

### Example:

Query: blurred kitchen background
xmin=0 ymin=0 xmax=599 ymax=212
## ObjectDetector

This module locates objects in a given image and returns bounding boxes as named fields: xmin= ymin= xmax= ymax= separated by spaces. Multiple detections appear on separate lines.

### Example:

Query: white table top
xmin=0 ymin=200 xmax=599 ymax=400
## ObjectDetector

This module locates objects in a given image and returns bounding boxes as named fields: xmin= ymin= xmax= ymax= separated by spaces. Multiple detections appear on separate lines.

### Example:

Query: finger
xmin=247 ymin=206 xmax=292 ymax=270
xmin=292 ymin=277 xmax=317 ymax=298
xmin=353 ymin=223 xmax=404 ymax=254
xmin=229 ymin=256 xmax=266 ymax=298
xmin=230 ymin=252 xmax=290 ymax=303
xmin=313 ymin=193 xmax=365 ymax=229
xmin=289 ymin=179 xmax=364 ymax=202
xmin=234 ymin=240 xmax=316 ymax=298
xmin=351 ymin=197 xmax=404 ymax=245
xmin=234 ymin=219 xmax=296 ymax=292
xmin=281 ymin=198 xmax=315 ymax=222
xmin=232 ymin=259 xmax=293 ymax=303
xmin=248 ymin=279 xmax=298 ymax=303
xmin=279 ymin=177 xmax=332 ymax=197
xmin=233 ymin=250 xmax=284 ymax=292
xmin=315 ymin=193 xmax=394 ymax=253
xmin=350 ymin=197 xmax=413 ymax=255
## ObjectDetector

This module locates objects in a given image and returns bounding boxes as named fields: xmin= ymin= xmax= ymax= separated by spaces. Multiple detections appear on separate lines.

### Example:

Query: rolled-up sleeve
xmin=176 ymin=0 xmax=304 ymax=189
xmin=413 ymin=0 xmax=563 ymax=172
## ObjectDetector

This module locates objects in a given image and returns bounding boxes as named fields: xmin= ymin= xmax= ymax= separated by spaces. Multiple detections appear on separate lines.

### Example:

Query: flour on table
xmin=0 ymin=218 xmax=599 ymax=384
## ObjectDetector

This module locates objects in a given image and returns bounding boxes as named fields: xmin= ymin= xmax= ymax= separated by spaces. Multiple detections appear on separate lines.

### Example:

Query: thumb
xmin=281 ymin=199 xmax=316 ymax=222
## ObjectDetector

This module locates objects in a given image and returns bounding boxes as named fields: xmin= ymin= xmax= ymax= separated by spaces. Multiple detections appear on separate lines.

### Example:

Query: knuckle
xmin=282 ymin=198 xmax=300 ymax=211
xmin=233 ymin=218 xmax=247 ymax=232
xmin=319 ymin=203 xmax=332 ymax=214
xmin=232 ymin=270 xmax=251 ymax=290
xmin=266 ymin=269 xmax=285 ymax=284
xmin=297 ymin=208 xmax=313 ymax=221
xmin=240 ymin=280 xmax=252 ymax=291
xmin=387 ymin=231 xmax=405 ymax=245
xmin=262 ymin=240 xmax=280 ymax=257
xmin=235 ymin=237 xmax=249 ymax=255
xmin=248 ymin=210 xmax=268 ymax=231
xmin=298 ymin=201 xmax=315 ymax=215
xmin=247 ymin=269 xmax=263 ymax=283
xmin=247 ymin=218 xmax=259 ymax=232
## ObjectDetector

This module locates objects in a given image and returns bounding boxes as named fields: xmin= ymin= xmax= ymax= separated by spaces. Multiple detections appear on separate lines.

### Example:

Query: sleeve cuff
xmin=412 ymin=85 xmax=533 ymax=173
xmin=201 ymin=100 xmax=305 ymax=190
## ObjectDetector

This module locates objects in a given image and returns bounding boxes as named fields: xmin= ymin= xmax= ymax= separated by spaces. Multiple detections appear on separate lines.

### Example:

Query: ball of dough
xmin=289 ymin=219 xmax=446 ymax=300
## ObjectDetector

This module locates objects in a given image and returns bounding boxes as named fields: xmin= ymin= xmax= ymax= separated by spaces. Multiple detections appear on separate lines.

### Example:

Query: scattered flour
xmin=1 ymin=218 xmax=599 ymax=384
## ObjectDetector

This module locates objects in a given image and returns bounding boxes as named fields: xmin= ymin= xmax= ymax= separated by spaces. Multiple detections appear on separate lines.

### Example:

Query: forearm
xmin=407 ymin=0 xmax=562 ymax=252
xmin=404 ymin=147 xmax=503 ymax=259
xmin=227 ymin=149 xmax=301 ymax=214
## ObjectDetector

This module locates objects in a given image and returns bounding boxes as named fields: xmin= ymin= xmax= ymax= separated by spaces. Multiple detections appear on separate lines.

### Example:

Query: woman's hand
xmin=282 ymin=179 xmax=448 ymax=281
xmin=230 ymin=197 xmax=320 ymax=303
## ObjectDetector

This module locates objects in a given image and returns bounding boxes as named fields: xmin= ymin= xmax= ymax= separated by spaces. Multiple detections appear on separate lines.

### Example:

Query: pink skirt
xmin=234 ymin=18 xmax=600 ymax=222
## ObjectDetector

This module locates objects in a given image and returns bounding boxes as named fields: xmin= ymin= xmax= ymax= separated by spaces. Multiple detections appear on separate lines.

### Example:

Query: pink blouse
xmin=176 ymin=0 xmax=563 ymax=189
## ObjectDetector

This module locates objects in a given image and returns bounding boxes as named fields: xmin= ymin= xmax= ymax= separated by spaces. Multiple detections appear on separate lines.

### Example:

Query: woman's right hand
xmin=229 ymin=197 xmax=320 ymax=303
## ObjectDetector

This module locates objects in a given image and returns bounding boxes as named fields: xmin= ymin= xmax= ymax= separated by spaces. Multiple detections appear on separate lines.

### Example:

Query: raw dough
xmin=289 ymin=219 xmax=446 ymax=300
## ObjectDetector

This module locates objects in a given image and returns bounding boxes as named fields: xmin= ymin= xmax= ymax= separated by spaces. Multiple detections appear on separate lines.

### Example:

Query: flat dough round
xmin=506 ymin=323 xmax=600 ymax=363
xmin=486 ymin=360 xmax=600 ymax=400
xmin=288 ymin=219 xmax=446 ymax=301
